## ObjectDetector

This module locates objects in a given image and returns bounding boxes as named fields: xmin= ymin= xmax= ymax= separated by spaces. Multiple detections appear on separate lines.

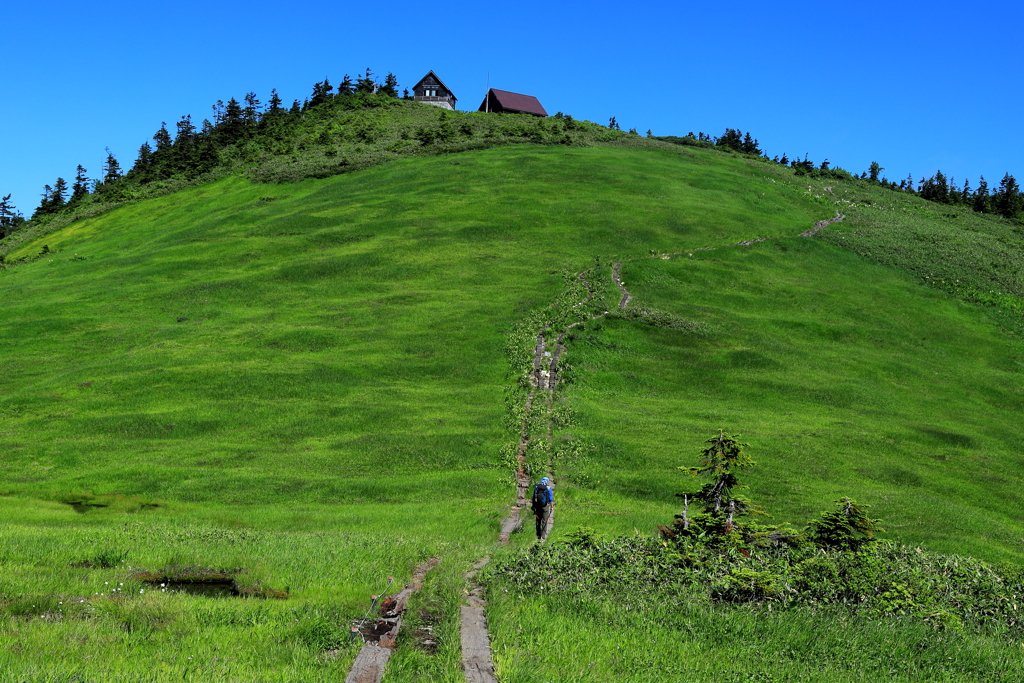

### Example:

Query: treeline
xmin=6 ymin=89 xmax=1023 ymax=241
xmin=659 ymin=129 xmax=1024 ymax=222
xmin=1 ymin=68 xmax=404 ymax=239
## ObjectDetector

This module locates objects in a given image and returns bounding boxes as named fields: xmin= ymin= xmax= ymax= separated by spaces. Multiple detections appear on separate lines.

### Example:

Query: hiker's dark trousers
xmin=535 ymin=503 xmax=551 ymax=540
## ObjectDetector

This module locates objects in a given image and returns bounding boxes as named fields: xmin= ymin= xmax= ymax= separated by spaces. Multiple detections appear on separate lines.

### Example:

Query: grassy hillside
xmin=1 ymin=134 xmax=1022 ymax=680
xmin=551 ymin=236 xmax=1024 ymax=561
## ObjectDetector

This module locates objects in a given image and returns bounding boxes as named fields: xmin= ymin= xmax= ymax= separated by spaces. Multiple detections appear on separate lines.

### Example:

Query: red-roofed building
xmin=478 ymin=89 xmax=547 ymax=117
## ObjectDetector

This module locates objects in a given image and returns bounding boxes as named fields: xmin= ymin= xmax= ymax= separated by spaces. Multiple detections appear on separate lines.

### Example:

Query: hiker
xmin=532 ymin=476 xmax=554 ymax=541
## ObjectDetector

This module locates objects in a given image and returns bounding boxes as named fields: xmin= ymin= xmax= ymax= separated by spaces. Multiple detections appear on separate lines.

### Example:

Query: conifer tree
xmin=290 ymin=99 xmax=301 ymax=114
xmin=70 ymin=165 xmax=90 ymax=204
xmin=196 ymin=119 xmax=219 ymax=172
xmin=379 ymin=72 xmax=399 ymax=97
xmin=309 ymin=79 xmax=334 ymax=108
xmin=102 ymin=150 xmax=122 ymax=185
xmin=151 ymin=123 xmax=173 ymax=177
xmin=0 ymin=193 xmax=13 ymax=228
xmin=174 ymin=115 xmax=198 ymax=173
xmin=716 ymin=128 xmax=744 ymax=152
xmin=741 ymin=131 xmax=760 ymax=155
xmin=934 ymin=170 xmax=949 ymax=203
xmin=267 ymin=88 xmax=283 ymax=114
xmin=220 ymin=98 xmax=245 ymax=142
xmin=995 ymin=173 xmax=1022 ymax=219
xmin=868 ymin=161 xmax=883 ymax=182
xmin=805 ymin=498 xmax=883 ymax=551
xmin=131 ymin=141 xmax=154 ymax=181
xmin=974 ymin=176 xmax=990 ymax=213
xmin=680 ymin=431 xmax=754 ymax=518
xmin=947 ymin=177 xmax=960 ymax=204
xmin=153 ymin=123 xmax=172 ymax=153
xmin=0 ymin=194 xmax=22 ymax=237
xmin=338 ymin=74 xmax=354 ymax=95
xmin=243 ymin=92 xmax=261 ymax=124
xmin=33 ymin=185 xmax=52 ymax=218
xmin=920 ymin=171 xmax=949 ymax=203
xmin=355 ymin=68 xmax=376 ymax=93
xmin=211 ymin=100 xmax=225 ymax=125
xmin=50 ymin=177 xmax=68 ymax=209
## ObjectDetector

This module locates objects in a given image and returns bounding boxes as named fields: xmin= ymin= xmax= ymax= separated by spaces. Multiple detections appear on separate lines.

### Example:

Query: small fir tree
xmin=355 ymin=68 xmax=376 ymax=93
xmin=266 ymin=88 xmax=283 ymax=114
xmin=379 ymin=72 xmax=399 ymax=97
xmin=50 ymin=177 xmax=68 ymax=209
xmin=219 ymin=98 xmax=246 ymax=142
xmin=680 ymin=430 xmax=755 ymax=518
xmin=741 ymin=131 xmax=760 ymax=155
xmin=308 ymin=79 xmax=334 ymax=108
xmin=102 ymin=149 xmax=122 ymax=185
xmin=974 ymin=176 xmax=990 ymax=213
xmin=716 ymin=128 xmax=739 ymax=151
xmin=131 ymin=141 xmax=154 ymax=180
xmin=33 ymin=185 xmax=52 ymax=218
xmin=174 ymin=115 xmax=198 ymax=172
xmin=995 ymin=173 xmax=1022 ymax=219
xmin=805 ymin=497 xmax=883 ymax=551
xmin=0 ymin=194 xmax=23 ymax=237
xmin=70 ymin=165 xmax=90 ymax=204
xmin=151 ymin=123 xmax=173 ymax=176
xmin=243 ymin=91 xmax=261 ymax=123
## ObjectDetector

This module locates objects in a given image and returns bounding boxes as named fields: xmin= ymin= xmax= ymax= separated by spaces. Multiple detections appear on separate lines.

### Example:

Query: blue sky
xmin=2 ymin=0 xmax=1021 ymax=214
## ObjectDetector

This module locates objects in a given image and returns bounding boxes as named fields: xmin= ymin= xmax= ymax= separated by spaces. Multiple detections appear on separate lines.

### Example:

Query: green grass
xmin=1 ymin=135 xmax=1022 ymax=679
xmin=550 ymin=237 xmax=1024 ymax=562
xmin=486 ymin=587 xmax=1024 ymax=682
xmin=0 ymin=142 xmax=830 ymax=679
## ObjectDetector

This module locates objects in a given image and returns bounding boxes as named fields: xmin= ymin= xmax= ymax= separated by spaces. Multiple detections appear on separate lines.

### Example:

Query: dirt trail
xmin=344 ymin=558 xmax=441 ymax=683
xmin=497 ymin=330 xmax=546 ymax=543
xmin=612 ymin=262 xmax=631 ymax=309
xmin=461 ymin=213 xmax=844 ymax=682
xmin=799 ymin=211 xmax=846 ymax=237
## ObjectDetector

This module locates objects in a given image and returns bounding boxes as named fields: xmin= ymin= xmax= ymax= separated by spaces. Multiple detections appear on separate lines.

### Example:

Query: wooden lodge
xmin=412 ymin=71 xmax=457 ymax=111
xmin=478 ymin=89 xmax=547 ymax=117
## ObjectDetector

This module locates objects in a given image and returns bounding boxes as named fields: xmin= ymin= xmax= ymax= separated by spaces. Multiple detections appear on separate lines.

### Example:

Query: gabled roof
xmin=484 ymin=89 xmax=547 ymax=116
xmin=412 ymin=70 xmax=456 ymax=98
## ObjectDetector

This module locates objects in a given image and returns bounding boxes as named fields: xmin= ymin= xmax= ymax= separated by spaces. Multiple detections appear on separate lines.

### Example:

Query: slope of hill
xmin=1 ymin=126 xmax=1022 ymax=680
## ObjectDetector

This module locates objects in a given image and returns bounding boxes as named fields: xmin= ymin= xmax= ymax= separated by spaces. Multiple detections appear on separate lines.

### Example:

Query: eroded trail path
xmin=457 ymin=215 xmax=844 ymax=683
xmin=341 ymin=215 xmax=846 ymax=683
xmin=345 ymin=558 xmax=441 ymax=683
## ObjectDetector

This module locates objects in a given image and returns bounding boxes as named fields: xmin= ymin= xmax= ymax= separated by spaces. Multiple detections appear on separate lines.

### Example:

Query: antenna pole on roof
xmin=486 ymin=72 xmax=490 ymax=113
